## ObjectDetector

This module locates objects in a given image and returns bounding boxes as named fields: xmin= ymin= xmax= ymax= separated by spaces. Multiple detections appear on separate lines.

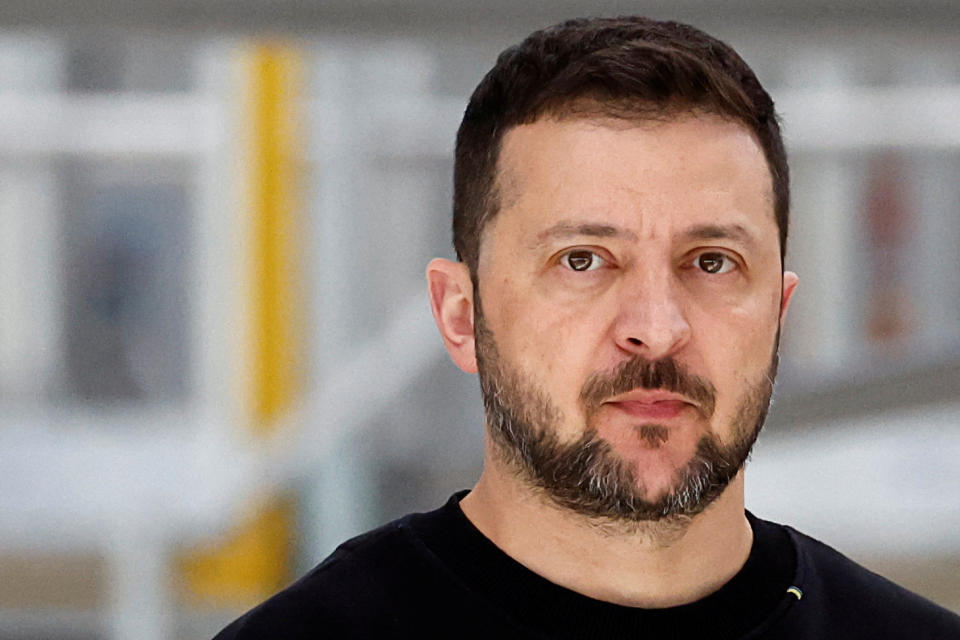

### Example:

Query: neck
xmin=460 ymin=442 xmax=753 ymax=608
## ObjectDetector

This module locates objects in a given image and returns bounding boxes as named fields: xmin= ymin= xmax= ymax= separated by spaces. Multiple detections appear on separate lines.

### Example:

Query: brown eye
xmin=563 ymin=250 xmax=604 ymax=272
xmin=696 ymin=252 xmax=734 ymax=274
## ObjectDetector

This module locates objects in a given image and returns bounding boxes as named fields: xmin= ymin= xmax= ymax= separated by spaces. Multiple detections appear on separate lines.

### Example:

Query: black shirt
xmin=215 ymin=491 xmax=960 ymax=639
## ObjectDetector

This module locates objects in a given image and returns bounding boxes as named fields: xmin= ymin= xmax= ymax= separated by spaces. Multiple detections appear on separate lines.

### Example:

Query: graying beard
xmin=475 ymin=312 xmax=776 ymax=525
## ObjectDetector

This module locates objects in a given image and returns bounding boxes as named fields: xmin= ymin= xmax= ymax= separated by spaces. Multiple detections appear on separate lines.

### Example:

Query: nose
xmin=612 ymin=273 xmax=692 ymax=360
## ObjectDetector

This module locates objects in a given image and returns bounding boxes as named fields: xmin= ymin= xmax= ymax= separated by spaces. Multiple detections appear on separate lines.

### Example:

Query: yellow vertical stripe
xmin=178 ymin=43 xmax=302 ymax=607
xmin=251 ymin=44 xmax=302 ymax=430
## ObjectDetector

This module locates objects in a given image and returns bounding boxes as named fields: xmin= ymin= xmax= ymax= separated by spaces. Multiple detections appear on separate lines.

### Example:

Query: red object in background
xmin=863 ymin=151 xmax=915 ymax=346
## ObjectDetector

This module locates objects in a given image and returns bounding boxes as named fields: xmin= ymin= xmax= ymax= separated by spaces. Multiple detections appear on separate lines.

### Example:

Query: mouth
xmin=606 ymin=399 xmax=691 ymax=420
xmin=603 ymin=391 xmax=696 ymax=420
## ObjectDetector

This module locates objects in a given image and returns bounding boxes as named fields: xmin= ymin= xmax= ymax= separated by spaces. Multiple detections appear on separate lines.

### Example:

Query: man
xmin=216 ymin=16 xmax=960 ymax=639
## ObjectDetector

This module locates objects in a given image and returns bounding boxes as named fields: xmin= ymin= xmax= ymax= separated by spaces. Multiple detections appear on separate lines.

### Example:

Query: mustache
xmin=579 ymin=356 xmax=717 ymax=419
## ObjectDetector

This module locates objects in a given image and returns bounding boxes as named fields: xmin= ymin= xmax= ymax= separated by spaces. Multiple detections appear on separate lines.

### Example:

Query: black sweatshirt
xmin=215 ymin=491 xmax=960 ymax=639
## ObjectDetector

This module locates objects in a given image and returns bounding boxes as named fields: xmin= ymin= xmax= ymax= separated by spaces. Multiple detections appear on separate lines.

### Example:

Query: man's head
xmin=453 ymin=16 xmax=790 ymax=276
xmin=427 ymin=16 xmax=798 ymax=525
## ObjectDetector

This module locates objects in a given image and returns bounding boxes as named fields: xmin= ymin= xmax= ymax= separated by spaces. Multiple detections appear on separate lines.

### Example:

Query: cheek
xmin=712 ymin=280 xmax=781 ymax=335
xmin=506 ymin=309 xmax=587 ymax=377
xmin=690 ymin=297 xmax=779 ymax=394
xmin=488 ymin=286 xmax=607 ymax=397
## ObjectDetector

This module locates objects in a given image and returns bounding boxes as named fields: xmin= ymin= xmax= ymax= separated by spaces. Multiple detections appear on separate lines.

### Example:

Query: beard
xmin=474 ymin=304 xmax=779 ymax=525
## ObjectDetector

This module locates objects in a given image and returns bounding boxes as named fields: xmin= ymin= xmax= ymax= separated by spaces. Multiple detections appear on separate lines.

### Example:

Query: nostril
xmin=627 ymin=337 xmax=642 ymax=346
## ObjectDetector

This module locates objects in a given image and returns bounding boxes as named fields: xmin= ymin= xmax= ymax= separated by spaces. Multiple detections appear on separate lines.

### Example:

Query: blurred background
xmin=0 ymin=1 xmax=958 ymax=638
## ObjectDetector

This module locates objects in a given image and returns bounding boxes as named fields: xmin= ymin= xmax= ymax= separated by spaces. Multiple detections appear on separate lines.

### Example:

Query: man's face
xmin=473 ymin=113 xmax=796 ymax=522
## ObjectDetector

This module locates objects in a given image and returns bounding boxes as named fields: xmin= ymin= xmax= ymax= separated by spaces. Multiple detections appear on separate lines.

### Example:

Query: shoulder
xmin=212 ymin=516 xmax=428 ymax=640
xmin=783 ymin=525 xmax=960 ymax=638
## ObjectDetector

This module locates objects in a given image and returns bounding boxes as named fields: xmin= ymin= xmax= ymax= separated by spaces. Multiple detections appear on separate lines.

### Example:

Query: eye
xmin=695 ymin=252 xmax=736 ymax=274
xmin=561 ymin=249 xmax=606 ymax=272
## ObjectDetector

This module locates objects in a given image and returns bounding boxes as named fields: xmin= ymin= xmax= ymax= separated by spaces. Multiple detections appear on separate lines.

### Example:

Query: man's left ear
xmin=780 ymin=271 xmax=799 ymax=323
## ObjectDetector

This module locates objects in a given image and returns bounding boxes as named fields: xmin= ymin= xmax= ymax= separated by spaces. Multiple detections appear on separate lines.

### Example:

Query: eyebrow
xmin=678 ymin=223 xmax=757 ymax=247
xmin=532 ymin=222 xmax=638 ymax=247
xmin=532 ymin=220 xmax=757 ymax=249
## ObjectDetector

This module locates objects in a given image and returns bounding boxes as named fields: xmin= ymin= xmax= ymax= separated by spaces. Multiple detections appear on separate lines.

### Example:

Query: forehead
xmin=487 ymin=114 xmax=775 ymax=249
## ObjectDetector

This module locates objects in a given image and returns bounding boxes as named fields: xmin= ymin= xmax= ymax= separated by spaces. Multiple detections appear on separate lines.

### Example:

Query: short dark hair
xmin=453 ymin=16 xmax=788 ymax=274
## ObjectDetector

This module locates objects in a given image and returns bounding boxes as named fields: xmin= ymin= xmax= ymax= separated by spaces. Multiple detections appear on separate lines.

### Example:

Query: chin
xmin=602 ymin=420 xmax=705 ymax=472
